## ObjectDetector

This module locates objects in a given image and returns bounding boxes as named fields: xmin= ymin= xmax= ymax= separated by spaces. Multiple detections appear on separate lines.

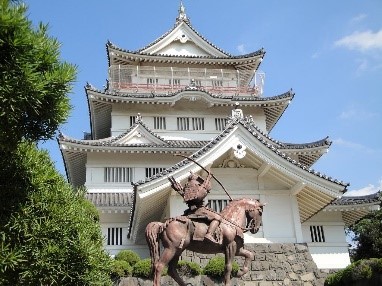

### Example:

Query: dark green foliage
xmin=203 ymin=256 xmax=239 ymax=278
xmin=325 ymin=258 xmax=382 ymax=286
xmin=177 ymin=260 xmax=202 ymax=277
xmin=0 ymin=142 xmax=113 ymax=285
xmin=132 ymin=258 xmax=154 ymax=278
xmin=111 ymin=260 xmax=133 ymax=280
xmin=348 ymin=204 xmax=382 ymax=261
xmin=115 ymin=250 xmax=141 ymax=266
xmin=0 ymin=0 xmax=76 ymax=150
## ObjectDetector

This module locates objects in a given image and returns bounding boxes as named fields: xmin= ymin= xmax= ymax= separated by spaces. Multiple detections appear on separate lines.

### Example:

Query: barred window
xmin=145 ymin=167 xmax=166 ymax=178
xmin=104 ymin=167 xmax=133 ymax=183
xmin=192 ymin=117 xmax=204 ymax=130
xmin=130 ymin=116 xmax=136 ymax=127
xmin=177 ymin=117 xmax=204 ymax=131
xmin=177 ymin=117 xmax=189 ymax=130
xmin=169 ymin=78 xmax=181 ymax=87
xmin=209 ymin=199 xmax=229 ymax=212
xmin=215 ymin=118 xmax=227 ymax=131
xmin=107 ymin=227 xmax=123 ymax=245
xmin=310 ymin=225 xmax=325 ymax=242
xmin=194 ymin=79 xmax=202 ymax=86
xmin=154 ymin=117 xmax=166 ymax=130
xmin=212 ymin=79 xmax=223 ymax=88
xmin=147 ymin=78 xmax=158 ymax=87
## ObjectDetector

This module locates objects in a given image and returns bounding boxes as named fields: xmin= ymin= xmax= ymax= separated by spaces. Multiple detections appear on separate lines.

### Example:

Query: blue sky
xmin=27 ymin=0 xmax=382 ymax=196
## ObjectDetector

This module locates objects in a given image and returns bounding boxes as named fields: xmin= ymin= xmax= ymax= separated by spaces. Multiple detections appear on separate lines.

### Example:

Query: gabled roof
xmin=85 ymin=84 xmax=294 ymax=138
xmin=59 ymin=111 xmax=333 ymax=189
xmin=128 ymin=114 xmax=348 ymax=243
xmin=106 ymin=3 xmax=265 ymax=77
xmin=325 ymin=192 xmax=381 ymax=226
xmin=138 ymin=3 xmax=230 ymax=57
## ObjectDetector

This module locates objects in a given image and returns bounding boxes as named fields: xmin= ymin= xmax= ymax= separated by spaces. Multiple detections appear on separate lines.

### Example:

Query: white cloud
xmin=350 ymin=13 xmax=367 ymax=24
xmin=344 ymin=179 xmax=382 ymax=196
xmin=332 ymin=138 xmax=378 ymax=154
xmin=338 ymin=104 xmax=378 ymax=121
xmin=237 ymin=44 xmax=247 ymax=54
xmin=334 ymin=29 xmax=382 ymax=52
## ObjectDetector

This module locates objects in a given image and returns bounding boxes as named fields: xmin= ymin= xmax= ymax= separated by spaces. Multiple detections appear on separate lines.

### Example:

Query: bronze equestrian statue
xmin=145 ymin=161 xmax=264 ymax=286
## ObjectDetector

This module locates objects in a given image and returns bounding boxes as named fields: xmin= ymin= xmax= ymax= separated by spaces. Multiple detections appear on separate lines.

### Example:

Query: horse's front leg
xmin=224 ymin=241 xmax=237 ymax=286
xmin=235 ymin=246 xmax=254 ymax=277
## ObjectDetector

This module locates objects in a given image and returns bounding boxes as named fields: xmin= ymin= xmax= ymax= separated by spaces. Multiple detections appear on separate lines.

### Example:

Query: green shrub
xmin=177 ymin=260 xmax=202 ymax=277
xmin=111 ymin=260 xmax=132 ymax=279
xmin=203 ymin=256 xmax=239 ymax=278
xmin=115 ymin=250 xmax=140 ymax=266
xmin=325 ymin=258 xmax=382 ymax=285
xmin=132 ymin=258 xmax=167 ymax=278
xmin=132 ymin=258 xmax=154 ymax=278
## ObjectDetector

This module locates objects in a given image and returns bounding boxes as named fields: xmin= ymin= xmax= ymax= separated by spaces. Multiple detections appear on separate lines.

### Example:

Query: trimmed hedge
xmin=115 ymin=250 xmax=140 ymax=266
xmin=111 ymin=260 xmax=132 ymax=279
xmin=325 ymin=258 xmax=382 ymax=285
xmin=177 ymin=260 xmax=202 ymax=277
xmin=203 ymin=256 xmax=239 ymax=278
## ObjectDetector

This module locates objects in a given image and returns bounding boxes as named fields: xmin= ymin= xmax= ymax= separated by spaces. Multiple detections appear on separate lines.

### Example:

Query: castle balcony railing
xmin=108 ymin=66 xmax=264 ymax=96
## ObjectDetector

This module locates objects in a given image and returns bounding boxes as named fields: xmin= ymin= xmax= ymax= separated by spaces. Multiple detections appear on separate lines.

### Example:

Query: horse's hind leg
xmin=235 ymin=246 xmax=254 ymax=277
xmin=154 ymin=247 xmax=177 ymax=286
xmin=168 ymin=254 xmax=188 ymax=286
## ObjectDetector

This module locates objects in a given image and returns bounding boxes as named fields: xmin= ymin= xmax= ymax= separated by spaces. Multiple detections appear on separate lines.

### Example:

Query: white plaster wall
xmin=309 ymin=244 xmax=351 ymax=269
xmin=85 ymin=152 xmax=178 ymax=190
xmin=109 ymin=102 xmax=268 ymax=138
xmin=303 ymin=210 xmax=350 ymax=269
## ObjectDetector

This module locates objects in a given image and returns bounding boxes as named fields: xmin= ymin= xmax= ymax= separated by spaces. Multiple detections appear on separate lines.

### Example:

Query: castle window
xmin=310 ymin=225 xmax=325 ymax=242
xmin=169 ymin=78 xmax=181 ymax=87
xmin=104 ymin=167 xmax=133 ymax=183
xmin=215 ymin=118 xmax=227 ymax=131
xmin=107 ymin=227 xmax=123 ymax=245
xmin=130 ymin=116 xmax=136 ymax=127
xmin=209 ymin=199 xmax=229 ymax=212
xmin=147 ymin=78 xmax=158 ymax=87
xmin=177 ymin=117 xmax=190 ymax=130
xmin=177 ymin=117 xmax=204 ymax=131
xmin=154 ymin=117 xmax=166 ymax=130
xmin=192 ymin=117 xmax=204 ymax=130
xmin=212 ymin=79 xmax=223 ymax=89
xmin=145 ymin=167 xmax=166 ymax=178
xmin=194 ymin=79 xmax=202 ymax=86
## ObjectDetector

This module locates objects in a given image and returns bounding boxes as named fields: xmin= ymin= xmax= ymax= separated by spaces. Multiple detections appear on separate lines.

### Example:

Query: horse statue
xmin=145 ymin=198 xmax=264 ymax=286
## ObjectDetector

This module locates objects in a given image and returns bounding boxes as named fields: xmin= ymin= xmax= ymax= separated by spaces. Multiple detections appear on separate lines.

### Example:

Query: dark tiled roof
xmin=86 ymin=192 xmax=132 ymax=207
xmin=108 ymin=41 xmax=264 ymax=61
xmin=332 ymin=192 xmax=380 ymax=206
xmin=85 ymin=83 xmax=292 ymax=104
xmin=279 ymin=137 xmax=331 ymax=149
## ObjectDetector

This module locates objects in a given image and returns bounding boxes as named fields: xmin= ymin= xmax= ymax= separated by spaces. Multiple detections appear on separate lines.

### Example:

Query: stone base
xmin=118 ymin=243 xmax=335 ymax=286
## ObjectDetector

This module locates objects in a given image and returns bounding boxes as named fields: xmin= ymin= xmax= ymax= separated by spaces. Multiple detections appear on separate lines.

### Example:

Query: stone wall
xmin=119 ymin=243 xmax=334 ymax=286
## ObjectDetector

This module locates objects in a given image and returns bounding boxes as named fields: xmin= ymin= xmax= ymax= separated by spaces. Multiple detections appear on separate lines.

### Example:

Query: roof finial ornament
xmin=176 ymin=1 xmax=190 ymax=25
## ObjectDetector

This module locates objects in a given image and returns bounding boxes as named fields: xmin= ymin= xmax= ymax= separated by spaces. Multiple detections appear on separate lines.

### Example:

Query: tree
xmin=348 ymin=198 xmax=382 ymax=261
xmin=0 ymin=143 xmax=112 ymax=285
xmin=0 ymin=1 xmax=112 ymax=284
xmin=0 ymin=0 xmax=75 ymax=150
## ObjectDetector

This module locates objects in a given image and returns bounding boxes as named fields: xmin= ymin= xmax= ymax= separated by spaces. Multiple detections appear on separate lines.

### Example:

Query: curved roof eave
xmin=107 ymin=42 xmax=265 ymax=66
xmin=132 ymin=117 xmax=348 ymax=190
xmin=86 ymin=84 xmax=292 ymax=107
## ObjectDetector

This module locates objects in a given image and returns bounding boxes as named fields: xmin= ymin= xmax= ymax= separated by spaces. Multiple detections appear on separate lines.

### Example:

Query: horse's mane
xmin=220 ymin=198 xmax=258 ymax=216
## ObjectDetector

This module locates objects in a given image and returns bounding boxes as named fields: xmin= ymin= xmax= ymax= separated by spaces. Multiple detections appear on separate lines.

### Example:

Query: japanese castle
xmin=59 ymin=3 xmax=379 ymax=269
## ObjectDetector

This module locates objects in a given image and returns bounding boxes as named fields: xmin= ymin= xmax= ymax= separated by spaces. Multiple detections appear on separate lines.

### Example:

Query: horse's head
xmin=245 ymin=199 xmax=264 ymax=234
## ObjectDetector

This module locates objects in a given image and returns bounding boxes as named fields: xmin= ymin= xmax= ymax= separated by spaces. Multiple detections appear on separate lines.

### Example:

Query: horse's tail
xmin=145 ymin=221 xmax=163 ymax=274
